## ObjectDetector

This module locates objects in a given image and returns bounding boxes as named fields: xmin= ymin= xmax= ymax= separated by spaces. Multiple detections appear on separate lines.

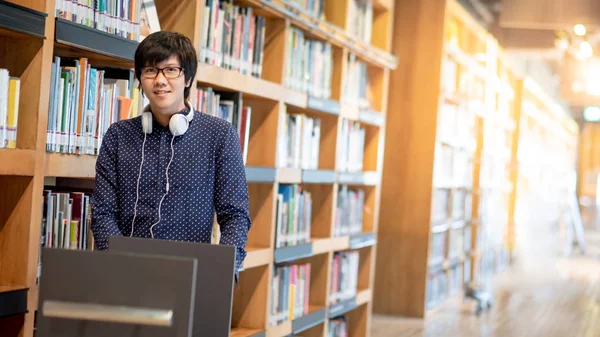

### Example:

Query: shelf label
xmin=362 ymin=171 xmax=379 ymax=185
xmin=307 ymin=96 xmax=340 ymax=115
xmin=337 ymin=172 xmax=363 ymax=185
xmin=328 ymin=298 xmax=357 ymax=318
xmin=359 ymin=109 xmax=384 ymax=126
xmin=274 ymin=243 xmax=313 ymax=263
xmin=245 ymin=167 xmax=277 ymax=183
xmin=349 ymin=232 xmax=376 ymax=249
xmin=292 ymin=307 xmax=326 ymax=334
xmin=278 ymin=168 xmax=302 ymax=183
xmin=302 ymin=170 xmax=336 ymax=184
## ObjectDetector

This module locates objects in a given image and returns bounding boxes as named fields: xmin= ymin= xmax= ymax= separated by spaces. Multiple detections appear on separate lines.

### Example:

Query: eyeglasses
xmin=141 ymin=66 xmax=185 ymax=79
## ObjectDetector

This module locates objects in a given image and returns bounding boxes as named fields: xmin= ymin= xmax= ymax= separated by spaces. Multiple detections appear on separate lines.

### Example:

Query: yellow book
xmin=289 ymin=283 xmax=295 ymax=320
xmin=6 ymin=77 xmax=20 ymax=149
xmin=131 ymin=87 xmax=139 ymax=118
xmin=70 ymin=220 xmax=78 ymax=249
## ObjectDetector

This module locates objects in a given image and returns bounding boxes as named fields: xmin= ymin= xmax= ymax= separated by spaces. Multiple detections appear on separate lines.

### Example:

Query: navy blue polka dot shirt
xmin=91 ymin=107 xmax=251 ymax=274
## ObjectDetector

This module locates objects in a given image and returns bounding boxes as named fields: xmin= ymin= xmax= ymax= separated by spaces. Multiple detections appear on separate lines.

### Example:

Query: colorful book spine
xmin=198 ymin=1 xmax=267 ymax=79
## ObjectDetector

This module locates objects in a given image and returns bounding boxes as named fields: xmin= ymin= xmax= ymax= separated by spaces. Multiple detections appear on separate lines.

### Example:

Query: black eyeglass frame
xmin=141 ymin=66 xmax=186 ymax=79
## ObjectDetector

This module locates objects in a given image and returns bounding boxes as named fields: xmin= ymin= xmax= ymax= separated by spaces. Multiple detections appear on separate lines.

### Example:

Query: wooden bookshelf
xmin=374 ymin=0 xmax=577 ymax=318
xmin=0 ymin=149 xmax=37 ymax=176
xmin=0 ymin=0 xmax=396 ymax=337
xmin=577 ymin=122 xmax=600 ymax=205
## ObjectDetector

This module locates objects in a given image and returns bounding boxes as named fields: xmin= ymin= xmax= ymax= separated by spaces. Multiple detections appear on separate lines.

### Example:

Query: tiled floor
xmin=370 ymin=228 xmax=600 ymax=337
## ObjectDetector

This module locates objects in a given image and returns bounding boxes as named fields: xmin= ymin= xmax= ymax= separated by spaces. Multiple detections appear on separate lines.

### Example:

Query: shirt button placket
xmin=156 ymin=128 xmax=169 ymax=235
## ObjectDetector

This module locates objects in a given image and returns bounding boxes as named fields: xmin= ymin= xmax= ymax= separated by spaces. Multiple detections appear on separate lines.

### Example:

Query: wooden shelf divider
xmin=44 ymin=153 xmax=97 ymax=178
xmin=0 ymin=149 xmax=36 ymax=176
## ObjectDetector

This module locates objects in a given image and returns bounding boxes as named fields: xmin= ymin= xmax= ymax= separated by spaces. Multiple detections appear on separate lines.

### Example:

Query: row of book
xmin=434 ymin=101 xmax=477 ymax=188
xmin=45 ymin=56 xmax=254 ymax=161
xmin=328 ymin=316 xmax=349 ymax=337
xmin=431 ymin=187 xmax=473 ymax=226
xmin=479 ymin=153 xmax=510 ymax=190
xmin=198 ymin=1 xmax=267 ymax=79
xmin=269 ymin=262 xmax=311 ymax=326
xmin=46 ymin=56 xmax=143 ymax=155
xmin=279 ymin=113 xmax=322 ymax=170
xmin=333 ymin=185 xmax=365 ymax=237
xmin=37 ymin=189 xmax=94 ymax=283
xmin=329 ymin=251 xmax=359 ymax=305
xmin=274 ymin=183 xmax=367 ymax=248
xmin=479 ymin=190 xmax=509 ymax=249
xmin=448 ymin=225 xmax=469 ymax=261
xmin=436 ymin=102 xmax=477 ymax=150
xmin=426 ymin=262 xmax=463 ymax=310
xmin=41 ymin=190 xmax=93 ymax=250
xmin=348 ymin=0 xmax=374 ymax=44
xmin=480 ymin=115 xmax=511 ymax=188
xmin=429 ymin=230 xmax=446 ymax=267
xmin=429 ymin=224 xmax=472 ymax=267
xmin=55 ymin=0 xmax=143 ymax=41
xmin=275 ymin=184 xmax=312 ymax=249
xmin=433 ymin=143 xmax=474 ymax=189
xmin=431 ymin=188 xmax=450 ymax=225
xmin=192 ymin=87 xmax=252 ymax=164
xmin=477 ymin=247 xmax=508 ymax=290
xmin=285 ymin=27 xmax=334 ymax=99
xmin=0 ymin=69 xmax=20 ymax=149
xmin=337 ymin=119 xmax=365 ymax=173
xmin=440 ymin=51 xmax=486 ymax=99
xmin=287 ymin=0 xmax=325 ymax=18
xmin=342 ymin=54 xmax=371 ymax=110
xmin=450 ymin=189 xmax=471 ymax=222
xmin=440 ymin=56 xmax=458 ymax=94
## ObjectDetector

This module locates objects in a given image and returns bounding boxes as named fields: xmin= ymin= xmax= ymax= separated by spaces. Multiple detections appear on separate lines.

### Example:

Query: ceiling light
xmin=580 ymin=41 xmax=593 ymax=58
xmin=555 ymin=37 xmax=569 ymax=50
xmin=584 ymin=106 xmax=600 ymax=121
xmin=575 ymin=24 xmax=587 ymax=36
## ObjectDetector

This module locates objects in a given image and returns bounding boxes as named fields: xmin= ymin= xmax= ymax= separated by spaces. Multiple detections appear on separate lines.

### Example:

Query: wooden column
xmin=373 ymin=0 xmax=449 ymax=318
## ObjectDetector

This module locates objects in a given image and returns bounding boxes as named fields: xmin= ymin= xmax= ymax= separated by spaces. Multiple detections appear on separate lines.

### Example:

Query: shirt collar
xmin=150 ymin=106 xmax=193 ymax=131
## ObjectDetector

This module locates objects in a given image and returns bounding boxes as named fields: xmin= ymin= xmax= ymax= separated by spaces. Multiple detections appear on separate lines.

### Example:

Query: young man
xmin=91 ymin=31 xmax=251 ymax=274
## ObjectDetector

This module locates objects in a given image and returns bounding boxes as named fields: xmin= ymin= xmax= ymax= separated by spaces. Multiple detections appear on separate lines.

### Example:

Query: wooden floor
xmin=371 ymin=228 xmax=600 ymax=337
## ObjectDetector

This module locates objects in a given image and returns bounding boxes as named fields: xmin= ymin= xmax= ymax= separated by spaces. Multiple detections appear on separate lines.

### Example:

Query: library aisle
xmin=370 ymin=227 xmax=600 ymax=337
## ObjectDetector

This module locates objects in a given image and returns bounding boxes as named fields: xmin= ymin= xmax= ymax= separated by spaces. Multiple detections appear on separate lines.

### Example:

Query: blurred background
xmin=372 ymin=0 xmax=600 ymax=336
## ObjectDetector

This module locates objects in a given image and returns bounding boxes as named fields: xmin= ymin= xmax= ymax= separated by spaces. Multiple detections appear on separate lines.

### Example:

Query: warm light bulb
xmin=580 ymin=41 xmax=593 ymax=58
xmin=555 ymin=37 xmax=569 ymax=50
xmin=584 ymin=106 xmax=600 ymax=121
xmin=574 ymin=24 xmax=587 ymax=36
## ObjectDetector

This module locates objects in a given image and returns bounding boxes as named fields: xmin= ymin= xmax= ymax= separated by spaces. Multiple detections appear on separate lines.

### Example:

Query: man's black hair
xmin=134 ymin=31 xmax=198 ymax=100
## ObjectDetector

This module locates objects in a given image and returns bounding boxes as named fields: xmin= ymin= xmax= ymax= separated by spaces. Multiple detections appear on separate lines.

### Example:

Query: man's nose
xmin=154 ymin=71 xmax=168 ymax=83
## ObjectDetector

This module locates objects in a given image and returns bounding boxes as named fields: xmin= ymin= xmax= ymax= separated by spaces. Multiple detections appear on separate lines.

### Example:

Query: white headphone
xmin=130 ymin=100 xmax=195 ymax=239
xmin=141 ymin=100 xmax=195 ymax=136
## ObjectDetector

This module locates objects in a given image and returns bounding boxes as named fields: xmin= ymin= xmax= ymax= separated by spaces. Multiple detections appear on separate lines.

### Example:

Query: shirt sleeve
xmin=213 ymin=123 xmax=252 ymax=274
xmin=91 ymin=123 xmax=124 ymax=250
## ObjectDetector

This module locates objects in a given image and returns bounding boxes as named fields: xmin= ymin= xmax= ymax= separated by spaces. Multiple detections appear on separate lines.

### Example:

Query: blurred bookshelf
xmin=373 ymin=0 xmax=579 ymax=318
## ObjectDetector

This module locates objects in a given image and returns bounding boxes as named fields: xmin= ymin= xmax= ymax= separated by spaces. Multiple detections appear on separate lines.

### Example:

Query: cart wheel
xmin=475 ymin=305 xmax=483 ymax=316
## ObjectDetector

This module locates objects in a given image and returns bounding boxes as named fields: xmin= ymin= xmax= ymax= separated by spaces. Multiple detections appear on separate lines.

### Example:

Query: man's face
xmin=140 ymin=55 xmax=190 ymax=114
